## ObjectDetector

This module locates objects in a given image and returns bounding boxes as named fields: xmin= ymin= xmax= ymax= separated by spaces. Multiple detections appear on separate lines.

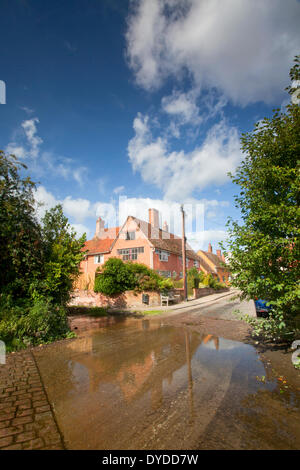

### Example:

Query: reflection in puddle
xmin=35 ymin=318 xmax=300 ymax=450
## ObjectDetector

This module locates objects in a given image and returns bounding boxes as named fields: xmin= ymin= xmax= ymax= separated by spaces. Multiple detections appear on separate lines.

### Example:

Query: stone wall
xmin=69 ymin=289 xmax=164 ymax=310
xmin=193 ymin=287 xmax=229 ymax=299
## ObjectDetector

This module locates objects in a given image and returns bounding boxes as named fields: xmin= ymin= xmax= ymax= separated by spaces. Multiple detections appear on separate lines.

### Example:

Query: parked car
xmin=254 ymin=298 xmax=272 ymax=318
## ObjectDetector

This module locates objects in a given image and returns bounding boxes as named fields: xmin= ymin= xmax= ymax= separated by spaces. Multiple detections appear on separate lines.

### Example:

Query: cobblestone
xmin=0 ymin=351 xmax=64 ymax=450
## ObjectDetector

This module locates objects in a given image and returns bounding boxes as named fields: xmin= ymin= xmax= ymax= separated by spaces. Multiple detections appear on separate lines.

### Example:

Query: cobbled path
xmin=0 ymin=350 xmax=64 ymax=450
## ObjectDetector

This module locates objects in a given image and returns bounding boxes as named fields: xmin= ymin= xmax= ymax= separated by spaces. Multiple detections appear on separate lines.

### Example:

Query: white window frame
xmin=126 ymin=231 xmax=135 ymax=240
xmin=155 ymin=249 xmax=169 ymax=262
xmin=94 ymin=254 xmax=104 ymax=264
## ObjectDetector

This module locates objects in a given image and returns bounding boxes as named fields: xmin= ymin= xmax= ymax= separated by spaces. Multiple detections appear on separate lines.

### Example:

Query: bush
xmin=187 ymin=267 xmax=204 ymax=288
xmin=94 ymin=259 xmax=174 ymax=295
xmin=94 ymin=258 xmax=136 ymax=295
xmin=157 ymin=278 xmax=174 ymax=292
xmin=0 ymin=296 xmax=70 ymax=352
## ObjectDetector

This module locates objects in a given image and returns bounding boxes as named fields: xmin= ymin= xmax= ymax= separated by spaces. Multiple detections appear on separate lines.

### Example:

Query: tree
xmin=0 ymin=151 xmax=43 ymax=297
xmin=224 ymin=57 xmax=300 ymax=340
xmin=0 ymin=152 xmax=86 ymax=350
xmin=37 ymin=205 xmax=86 ymax=305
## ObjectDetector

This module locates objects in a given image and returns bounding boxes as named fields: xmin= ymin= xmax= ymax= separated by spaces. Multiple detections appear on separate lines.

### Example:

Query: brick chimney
xmin=149 ymin=208 xmax=159 ymax=228
xmin=162 ymin=221 xmax=169 ymax=232
xmin=216 ymin=249 xmax=222 ymax=258
xmin=95 ymin=217 xmax=105 ymax=238
xmin=208 ymin=243 xmax=212 ymax=253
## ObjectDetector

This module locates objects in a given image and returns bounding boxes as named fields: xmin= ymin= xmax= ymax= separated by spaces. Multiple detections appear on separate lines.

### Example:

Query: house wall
xmin=198 ymin=252 xmax=231 ymax=285
xmin=153 ymin=252 xmax=196 ymax=278
xmin=78 ymin=216 xmax=201 ymax=288
xmin=69 ymin=289 xmax=161 ymax=309
xmin=193 ymin=287 xmax=229 ymax=299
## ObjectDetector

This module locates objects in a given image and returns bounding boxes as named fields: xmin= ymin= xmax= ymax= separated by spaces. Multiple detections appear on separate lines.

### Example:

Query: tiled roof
xmin=197 ymin=250 xmax=227 ymax=271
xmin=82 ymin=237 xmax=115 ymax=254
xmin=132 ymin=217 xmax=201 ymax=261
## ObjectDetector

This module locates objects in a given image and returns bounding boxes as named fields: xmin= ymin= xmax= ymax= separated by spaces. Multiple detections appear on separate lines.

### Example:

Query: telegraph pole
xmin=181 ymin=205 xmax=188 ymax=301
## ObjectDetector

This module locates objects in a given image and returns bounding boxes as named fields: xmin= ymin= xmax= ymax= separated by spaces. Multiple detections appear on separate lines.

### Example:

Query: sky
xmin=1 ymin=0 xmax=299 ymax=251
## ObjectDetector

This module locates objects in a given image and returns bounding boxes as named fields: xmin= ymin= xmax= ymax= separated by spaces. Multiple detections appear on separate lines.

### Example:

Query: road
xmin=1 ymin=294 xmax=300 ymax=450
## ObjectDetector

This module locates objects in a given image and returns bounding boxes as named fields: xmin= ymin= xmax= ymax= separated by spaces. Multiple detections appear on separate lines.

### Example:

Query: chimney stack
xmin=216 ymin=249 xmax=222 ymax=258
xmin=162 ymin=221 xmax=169 ymax=232
xmin=95 ymin=217 xmax=105 ymax=238
xmin=149 ymin=208 xmax=159 ymax=228
xmin=208 ymin=243 xmax=212 ymax=253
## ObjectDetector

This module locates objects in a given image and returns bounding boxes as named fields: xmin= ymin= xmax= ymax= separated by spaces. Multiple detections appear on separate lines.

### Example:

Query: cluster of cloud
xmin=125 ymin=0 xmax=300 ymax=202
xmin=126 ymin=0 xmax=300 ymax=105
xmin=6 ymin=118 xmax=88 ymax=186
xmin=35 ymin=186 xmax=229 ymax=249
xmin=128 ymin=113 xmax=241 ymax=200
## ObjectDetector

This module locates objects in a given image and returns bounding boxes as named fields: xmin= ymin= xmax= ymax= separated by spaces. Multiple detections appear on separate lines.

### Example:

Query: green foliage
xmin=0 ymin=151 xmax=43 ymax=297
xmin=187 ymin=267 xmax=204 ymax=288
xmin=157 ymin=278 xmax=174 ymax=292
xmin=94 ymin=258 xmax=136 ymax=295
xmin=0 ymin=152 xmax=86 ymax=351
xmin=173 ymin=279 xmax=183 ymax=288
xmin=223 ymin=57 xmax=300 ymax=341
xmin=37 ymin=205 xmax=86 ymax=305
xmin=0 ymin=296 xmax=70 ymax=352
xmin=94 ymin=259 xmax=174 ymax=295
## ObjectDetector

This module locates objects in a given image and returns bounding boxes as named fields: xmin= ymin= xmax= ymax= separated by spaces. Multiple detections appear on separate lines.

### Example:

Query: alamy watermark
xmin=0 ymin=340 xmax=6 ymax=365
xmin=291 ymin=80 xmax=300 ymax=105
xmin=0 ymin=80 xmax=6 ymax=104
xmin=291 ymin=340 xmax=300 ymax=367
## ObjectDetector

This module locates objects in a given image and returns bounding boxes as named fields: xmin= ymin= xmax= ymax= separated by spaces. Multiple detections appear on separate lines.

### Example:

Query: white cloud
xmin=6 ymin=118 xmax=42 ymax=160
xmin=62 ymin=196 xmax=93 ymax=223
xmin=34 ymin=187 xmax=228 ymax=250
xmin=128 ymin=113 xmax=241 ymax=200
xmin=113 ymin=185 xmax=125 ymax=194
xmin=35 ymin=186 xmax=94 ymax=224
xmin=187 ymin=229 xmax=229 ymax=251
xmin=126 ymin=0 xmax=300 ymax=105
xmin=70 ymin=223 xmax=91 ymax=239
xmin=6 ymin=118 xmax=88 ymax=185
xmin=21 ymin=118 xmax=43 ymax=158
xmin=20 ymin=106 xmax=35 ymax=115
xmin=34 ymin=185 xmax=59 ymax=220
xmin=162 ymin=89 xmax=202 ymax=126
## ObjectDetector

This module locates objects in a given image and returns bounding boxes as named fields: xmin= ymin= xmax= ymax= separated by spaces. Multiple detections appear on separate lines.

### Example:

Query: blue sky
xmin=1 ymin=0 xmax=299 ymax=250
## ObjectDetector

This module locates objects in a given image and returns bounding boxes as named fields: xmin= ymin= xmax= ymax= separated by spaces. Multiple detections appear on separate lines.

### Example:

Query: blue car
xmin=254 ymin=299 xmax=272 ymax=317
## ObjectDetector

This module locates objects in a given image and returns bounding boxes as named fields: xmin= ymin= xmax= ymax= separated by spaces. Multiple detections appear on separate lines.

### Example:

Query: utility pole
xmin=181 ymin=205 xmax=188 ymax=301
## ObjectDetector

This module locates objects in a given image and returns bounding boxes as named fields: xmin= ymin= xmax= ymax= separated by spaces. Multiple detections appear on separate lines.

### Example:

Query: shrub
xmin=0 ymin=296 xmax=70 ymax=352
xmin=157 ymin=278 xmax=174 ymax=292
xmin=187 ymin=267 xmax=204 ymax=288
xmin=94 ymin=258 xmax=136 ymax=295
xmin=94 ymin=259 xmax=174 ymax=294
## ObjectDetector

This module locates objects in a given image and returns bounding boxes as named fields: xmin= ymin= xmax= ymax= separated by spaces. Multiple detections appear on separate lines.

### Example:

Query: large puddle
xmin=34 ymin=317 xmax=300 ymax=449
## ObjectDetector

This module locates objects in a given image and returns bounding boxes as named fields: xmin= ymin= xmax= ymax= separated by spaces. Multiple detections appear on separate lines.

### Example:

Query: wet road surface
xmin=34 ymin=314 xmax=300 ymax=450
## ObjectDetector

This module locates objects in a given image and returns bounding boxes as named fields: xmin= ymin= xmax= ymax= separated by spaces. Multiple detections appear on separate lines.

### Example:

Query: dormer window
xmin=126 ymin=231 xmax=135 ymax=240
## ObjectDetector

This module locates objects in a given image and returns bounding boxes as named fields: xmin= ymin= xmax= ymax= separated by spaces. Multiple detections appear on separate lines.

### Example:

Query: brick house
xmin=197 ymin=243 xmax=231 ymax=284
xmin=79 ymin=208 xmax=202 ymax=286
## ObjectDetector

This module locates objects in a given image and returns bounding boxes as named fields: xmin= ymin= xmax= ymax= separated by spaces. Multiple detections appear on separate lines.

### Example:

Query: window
xmin=155 ymin=249 xmax=169 ymax=261
xmin=179 ymin=255 xmax=189 ymax=265
xmin=194 ymin=260 xmax=199 ymax=268
xmin=126 ymin=231 xmax=135 ymax=240
xmin=117 ymin=247 xmax=144 ymax=260
xmin=94 ymin=254 xmax=104 ymax=264
xmin=158 ymin=270 xmax=171 ymax=278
